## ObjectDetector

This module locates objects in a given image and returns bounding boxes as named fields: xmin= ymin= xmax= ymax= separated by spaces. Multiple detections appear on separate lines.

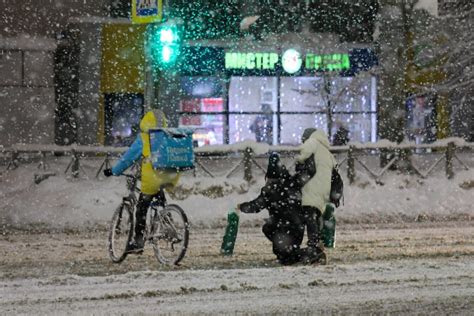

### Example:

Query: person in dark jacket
xmin=239 ymin=153 xmax=305 ymax=265
xmin=250 ymin=104 xmax=273 ymax=145
xmin=332 ymin=125 xmax=350 ymax=146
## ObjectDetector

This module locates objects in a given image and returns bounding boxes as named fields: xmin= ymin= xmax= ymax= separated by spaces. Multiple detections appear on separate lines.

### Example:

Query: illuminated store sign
xmin=225 ymin=52 xmax=279 ymax=70
xmin=282 ymin=49 xmax=302 ymax=74
xmin=225 ymin=50 xmax=351 ymax=73
xmin=305 ymin=53 xmax=350 ymax=71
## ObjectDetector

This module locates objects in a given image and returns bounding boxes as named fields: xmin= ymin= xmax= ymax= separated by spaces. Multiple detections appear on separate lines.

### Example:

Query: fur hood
xmin=308 ymin=129 xmax=330 ymax=150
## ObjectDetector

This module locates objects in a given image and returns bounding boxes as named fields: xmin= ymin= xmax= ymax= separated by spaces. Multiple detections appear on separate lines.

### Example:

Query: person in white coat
xmin=296 ymin=128 xmax=336 ymax=263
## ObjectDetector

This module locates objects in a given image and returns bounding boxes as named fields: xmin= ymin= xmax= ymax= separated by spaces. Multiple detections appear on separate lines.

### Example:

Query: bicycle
xmin=107 ymin=173 xmax=189 ymax=265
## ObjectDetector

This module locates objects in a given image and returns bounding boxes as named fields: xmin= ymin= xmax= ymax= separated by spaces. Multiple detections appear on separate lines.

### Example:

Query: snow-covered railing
xmin=338 ymin=138 xmax=473 ymax=184
xmin=1 ymin=144 xmax=127 ymax=179
xmin=1 ymin=138 xmax=473 ymax=184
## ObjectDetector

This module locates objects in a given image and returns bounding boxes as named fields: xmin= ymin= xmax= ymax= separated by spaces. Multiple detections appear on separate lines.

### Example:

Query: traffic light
xmin=147 ymin=24 xmax=182 ymax=69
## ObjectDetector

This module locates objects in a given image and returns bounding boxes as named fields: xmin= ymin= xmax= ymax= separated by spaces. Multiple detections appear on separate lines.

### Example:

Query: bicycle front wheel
xmin=151 ymin=204 xmax=189 ymax=265
xmin=108 ymin=202 xmax=134 ymax=263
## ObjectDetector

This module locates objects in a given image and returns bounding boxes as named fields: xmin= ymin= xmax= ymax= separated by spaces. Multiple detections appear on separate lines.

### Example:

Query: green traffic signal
xmin=159 ymin=28 xmax=175 ymax=43
xmin=148 ymin=24 xmax=181 ymax=68
xmin=162 ymin=46 xmax=173 ymax=63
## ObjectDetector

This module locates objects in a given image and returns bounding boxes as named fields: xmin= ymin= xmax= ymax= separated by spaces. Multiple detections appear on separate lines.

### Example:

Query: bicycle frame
xmin=123 ymin=174 xmax=139 ymax=203
xmin=145 ymin=189 xmax=168 ymax=239
xmin=110 ymin=169 xmax=189 ymax=265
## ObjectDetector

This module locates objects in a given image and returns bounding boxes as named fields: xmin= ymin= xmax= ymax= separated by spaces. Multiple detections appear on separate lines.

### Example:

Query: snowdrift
xmin=1 ymin=157 xmax=473 ymax=231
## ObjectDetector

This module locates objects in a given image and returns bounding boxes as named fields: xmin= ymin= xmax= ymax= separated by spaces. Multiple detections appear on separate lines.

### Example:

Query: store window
xmin=330 ymin=76 xmax=377 ymax=144
xmin=280 ymin=77 xmax=328 ymax=144
xmin=179 ymin=77 xmax=225 ymax=146
xmin=179 ymin=98 xmax=225 ymax=146
xmin=180 ymin=74 xmax=377 ymax=146
xmin=280 ymin=114 xmax=328 ymax=145
xmin=228 ymin=76 xmax=277 ymax=145
xmin=280 ymin=76 xmax=377 ymax=145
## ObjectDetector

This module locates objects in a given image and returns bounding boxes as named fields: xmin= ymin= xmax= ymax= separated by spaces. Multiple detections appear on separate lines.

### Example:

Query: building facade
xmin=155 ymin=37 xmax=378 ymax=147
xmin=1 ymin=0 xmax=384 ymax=147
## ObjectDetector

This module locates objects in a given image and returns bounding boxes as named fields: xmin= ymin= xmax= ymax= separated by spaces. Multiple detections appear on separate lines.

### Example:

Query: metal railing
xmin=1 ymin=139 xmax=473 ymax=184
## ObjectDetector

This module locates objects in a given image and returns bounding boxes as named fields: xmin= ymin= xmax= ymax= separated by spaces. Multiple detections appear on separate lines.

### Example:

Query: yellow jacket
xmin=111 ymin=110 xmax=180 ymax=195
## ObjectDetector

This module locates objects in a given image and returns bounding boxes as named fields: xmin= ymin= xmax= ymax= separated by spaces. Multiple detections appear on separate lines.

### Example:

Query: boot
xmin=303 ymin=244 xmax=326 ymax=265
xmin=301 ymin=206 xmax=326 ymax=264
xmin=127 ymin=220 xmax=146 ymax=254
xmin=126 ymin=235 xmax=145 ymax=254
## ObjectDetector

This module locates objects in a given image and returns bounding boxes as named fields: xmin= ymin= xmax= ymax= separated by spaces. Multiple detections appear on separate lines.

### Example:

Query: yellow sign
xmin=131 ymin=0 xmax=162 ymax=24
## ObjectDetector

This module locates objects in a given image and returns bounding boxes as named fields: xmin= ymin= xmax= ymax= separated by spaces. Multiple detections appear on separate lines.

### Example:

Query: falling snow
xmin=0 ymin=0 xmax=473 ymax=314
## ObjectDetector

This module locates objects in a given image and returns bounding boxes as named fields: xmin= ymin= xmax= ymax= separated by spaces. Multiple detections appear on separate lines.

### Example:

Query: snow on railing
xmin=1 ymin=139 xmax=473 ymax=184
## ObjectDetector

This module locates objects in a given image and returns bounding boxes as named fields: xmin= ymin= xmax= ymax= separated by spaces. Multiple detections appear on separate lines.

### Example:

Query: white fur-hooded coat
xmin=297 ymin=129 xmax=336 ymax=212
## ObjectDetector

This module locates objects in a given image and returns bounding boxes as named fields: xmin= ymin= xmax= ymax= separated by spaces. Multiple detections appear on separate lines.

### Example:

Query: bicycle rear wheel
xmin=108 ymin=202 xmax=134 ymax=263
xmin=151 ymin=204 xmax=189 ymax=265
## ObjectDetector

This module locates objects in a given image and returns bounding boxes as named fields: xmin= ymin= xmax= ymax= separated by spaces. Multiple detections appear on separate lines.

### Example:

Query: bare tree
xmin=436 ymin=7 xmax=474 ymax=140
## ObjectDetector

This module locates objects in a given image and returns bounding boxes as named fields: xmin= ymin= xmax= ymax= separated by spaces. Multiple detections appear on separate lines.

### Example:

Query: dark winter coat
xmin=240 ymin=152 xmax=301 ymax=222
xmin=239 ymin=175 xmax=304 ymax=265
xmin=239 ymin=153 xmax=307 ymax=265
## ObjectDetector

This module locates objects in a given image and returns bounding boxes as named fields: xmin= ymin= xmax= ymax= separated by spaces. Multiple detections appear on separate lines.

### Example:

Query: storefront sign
xmin=282 ymin=49 xmax=302 ymax=74
xmin=181 ymin=47 xmax=376 ymax=76
xmin=225 ymin=52 xmax=279 ymax=70
xmin=225 ymin=50 xmax=350 ymax=73
xmin=305 ymin=53 xmax=350 ymax=71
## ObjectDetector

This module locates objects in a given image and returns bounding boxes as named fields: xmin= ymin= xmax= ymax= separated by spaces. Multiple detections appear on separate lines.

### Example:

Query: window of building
xmin=179 ymin=77 xmax=225 ymax=146
xmin=280 ymin=75 xmax=377 ymax=144
xmin=179 ymin=74 xmax=377 ymax=146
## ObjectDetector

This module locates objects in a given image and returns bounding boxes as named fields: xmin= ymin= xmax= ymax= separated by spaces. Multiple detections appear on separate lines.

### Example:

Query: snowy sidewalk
xmin=1 ymin=158 xmax=473 ymax=230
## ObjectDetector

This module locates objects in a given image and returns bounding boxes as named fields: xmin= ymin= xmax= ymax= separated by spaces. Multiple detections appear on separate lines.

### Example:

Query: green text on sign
xmin=225 ymin=53 xmax=279 ymax=70
xmin=305 ymin=53 xmax=350 ymax=71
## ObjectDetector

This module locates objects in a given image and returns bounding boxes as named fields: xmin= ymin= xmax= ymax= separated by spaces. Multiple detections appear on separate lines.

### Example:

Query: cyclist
xmin=104 ymin=109 xmax=180 ymax=253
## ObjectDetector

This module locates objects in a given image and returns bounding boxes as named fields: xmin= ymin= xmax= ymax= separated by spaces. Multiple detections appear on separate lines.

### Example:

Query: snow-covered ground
xmin=1 ymin=223 xmax=473 ymax=315
xmin=1 ymin=152 xmax=473 ymax=231
xmin=2 ymin=256 xmax=473 ymax=315
xmin=1 ymin=153 xmax=473 ymax=315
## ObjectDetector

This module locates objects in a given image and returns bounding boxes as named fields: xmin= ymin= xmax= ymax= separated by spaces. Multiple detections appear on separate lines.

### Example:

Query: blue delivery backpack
xmin=148 ymin=128 xmax=195 ymax=170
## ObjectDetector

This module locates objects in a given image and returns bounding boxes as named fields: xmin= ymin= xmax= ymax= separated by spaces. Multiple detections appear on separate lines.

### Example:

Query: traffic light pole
xmin=144 ymin=23 xmax=156 ymax=111
xmin=144 ymin=59 xmax=154 ymax=111
xmin=156 ymin=70 xmax=181 ymax=126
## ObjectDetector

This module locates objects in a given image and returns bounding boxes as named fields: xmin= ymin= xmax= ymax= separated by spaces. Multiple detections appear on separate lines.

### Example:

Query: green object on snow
xmin=322 ymin=203 xmax=336 ymax=248
xmin=220 ymin=207 xmax=240 ymax=255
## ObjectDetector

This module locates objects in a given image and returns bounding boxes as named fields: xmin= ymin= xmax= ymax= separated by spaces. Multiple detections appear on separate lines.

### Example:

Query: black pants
xmin=301 ymin=206 xmax=323 ymax=250
xmin=134 ymin=193 xmax=153 ymax=240
xmin=135 ymin=191 xmax=166 ymax=241
xmin=262 ymin=217 xmax=305 ymax=265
